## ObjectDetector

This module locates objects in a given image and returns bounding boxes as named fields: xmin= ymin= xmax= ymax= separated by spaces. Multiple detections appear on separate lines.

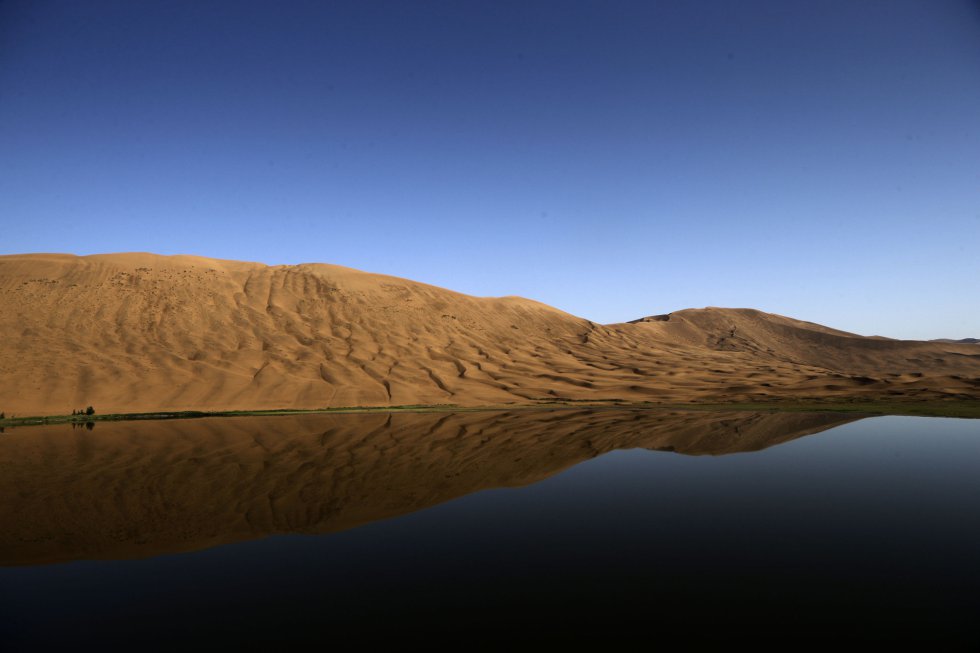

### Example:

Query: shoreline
xmin=3 ymin=398 xmax=980 ymax=429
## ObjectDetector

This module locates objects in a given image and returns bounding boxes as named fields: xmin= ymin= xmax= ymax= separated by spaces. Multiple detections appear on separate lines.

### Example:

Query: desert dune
xmin=0 ymin=252 xmax=978 ymax=415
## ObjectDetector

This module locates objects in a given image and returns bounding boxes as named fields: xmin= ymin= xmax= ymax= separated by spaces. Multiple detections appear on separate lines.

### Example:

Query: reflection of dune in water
xmin=0 ymin=409 xmax=863 ymax=566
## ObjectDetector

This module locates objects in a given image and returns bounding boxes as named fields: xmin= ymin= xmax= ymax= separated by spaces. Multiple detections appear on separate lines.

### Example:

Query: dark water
xmin=1 ymin=412 xmax=979 ymax=647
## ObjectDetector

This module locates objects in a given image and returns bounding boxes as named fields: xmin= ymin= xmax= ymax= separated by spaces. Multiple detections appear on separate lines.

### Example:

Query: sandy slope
xmin=0 ymin=408 xmax=862 ymax=565
xmin=0 ymin=252 xmax=978 ymax=414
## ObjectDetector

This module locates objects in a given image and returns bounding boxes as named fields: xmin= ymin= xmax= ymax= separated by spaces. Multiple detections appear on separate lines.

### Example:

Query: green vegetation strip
xmin=2 ymin=398 xmax=980 ymax=429
xmin=659 ymin=400 xmax=980 ymax=419
xmin=0 ymin=405 xmax=469 ymax=428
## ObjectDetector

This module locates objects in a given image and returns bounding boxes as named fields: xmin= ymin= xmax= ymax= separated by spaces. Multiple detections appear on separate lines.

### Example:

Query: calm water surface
xmin=0 ymin=411 xmax=978 ymax=647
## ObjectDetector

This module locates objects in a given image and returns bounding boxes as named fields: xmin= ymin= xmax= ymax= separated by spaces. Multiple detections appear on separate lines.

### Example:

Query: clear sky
xmin=1 ymin=1 xmax=978 ymax=339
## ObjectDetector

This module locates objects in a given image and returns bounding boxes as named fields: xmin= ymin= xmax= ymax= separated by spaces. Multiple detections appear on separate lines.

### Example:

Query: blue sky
xmin=1 ymin=1 xmax=978 ymax=339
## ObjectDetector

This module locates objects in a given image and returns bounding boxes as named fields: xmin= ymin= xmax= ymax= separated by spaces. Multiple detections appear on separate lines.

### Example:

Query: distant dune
xmin=1 ymin=252 xmax=978 ymax=415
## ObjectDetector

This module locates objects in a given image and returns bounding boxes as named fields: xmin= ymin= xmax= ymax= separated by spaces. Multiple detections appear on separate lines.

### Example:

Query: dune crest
xmin=1 ymin=252 xmax=978 ymax=414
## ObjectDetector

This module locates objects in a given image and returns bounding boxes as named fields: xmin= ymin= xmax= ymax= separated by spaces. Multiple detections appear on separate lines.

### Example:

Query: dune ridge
xmin=1 ymin=252 xmax=978 ymax=414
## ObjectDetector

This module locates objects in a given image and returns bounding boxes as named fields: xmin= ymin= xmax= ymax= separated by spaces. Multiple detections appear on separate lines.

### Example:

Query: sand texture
xmin=0 ymin=408 xmax=863 ymax=565
xmin=1 ymin=252 xmax=978 ymax=414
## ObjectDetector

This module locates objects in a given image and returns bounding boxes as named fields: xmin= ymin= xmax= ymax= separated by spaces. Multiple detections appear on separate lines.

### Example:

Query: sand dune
xmin=0 ymin=408 xmax=863 ymax=565
xmin=1 ymin=252 xmax=978 ymax=414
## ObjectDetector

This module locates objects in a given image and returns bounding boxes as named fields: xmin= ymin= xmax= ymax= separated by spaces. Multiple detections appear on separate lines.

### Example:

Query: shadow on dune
xmin=0 ymin=408 xmax=864 ymax=566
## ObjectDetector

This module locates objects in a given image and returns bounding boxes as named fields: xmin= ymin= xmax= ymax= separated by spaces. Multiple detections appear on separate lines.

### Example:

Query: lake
xmin=1 ymin=409 xmax=978 ymax=647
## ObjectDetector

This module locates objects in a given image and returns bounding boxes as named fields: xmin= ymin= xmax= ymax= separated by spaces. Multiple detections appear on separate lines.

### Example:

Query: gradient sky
xmin=1 ymin=1 xmax=978 ymax=339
